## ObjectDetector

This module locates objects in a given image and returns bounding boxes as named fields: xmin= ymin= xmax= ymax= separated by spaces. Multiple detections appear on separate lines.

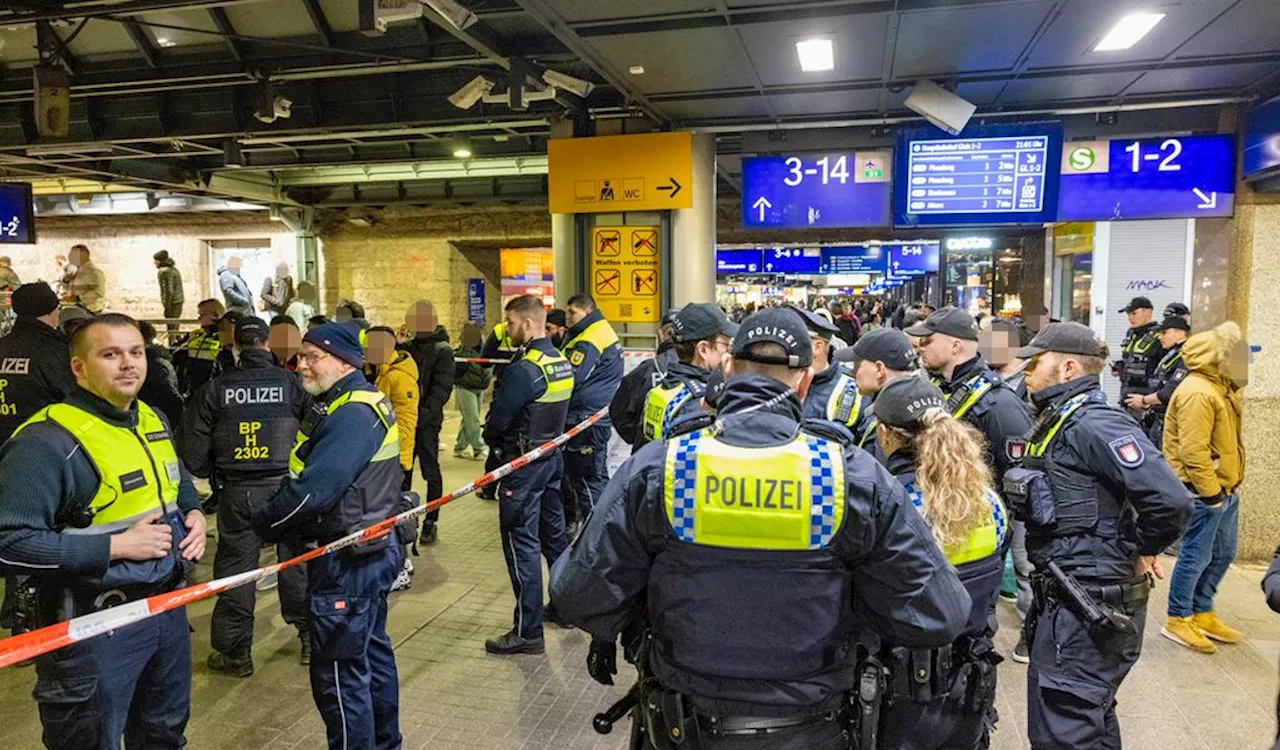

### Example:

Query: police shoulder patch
xmin=1108 ymin=435 xmax=1144 ymax=468
xmin=1006 ymin=438 xmax=1026 ymax=461
xmin=569 ymin=350 xmax=585 ymax=367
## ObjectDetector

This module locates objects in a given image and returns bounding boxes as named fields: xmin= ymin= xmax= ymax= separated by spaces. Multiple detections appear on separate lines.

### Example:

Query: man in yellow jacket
xmin=365 ymin=326 xmax=420 ymax=590
xmin=1160 ymin=321 xmax=1247 ymax=653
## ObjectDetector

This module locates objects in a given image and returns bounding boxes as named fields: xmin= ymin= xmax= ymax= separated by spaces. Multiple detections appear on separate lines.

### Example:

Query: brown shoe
xmin=1192 ymin=611 xmax=1243 ymax=644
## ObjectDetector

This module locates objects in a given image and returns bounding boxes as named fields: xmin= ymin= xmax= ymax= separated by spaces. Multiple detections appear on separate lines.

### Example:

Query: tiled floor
xmin=1 ymin=415 xmax=1278 ymax=749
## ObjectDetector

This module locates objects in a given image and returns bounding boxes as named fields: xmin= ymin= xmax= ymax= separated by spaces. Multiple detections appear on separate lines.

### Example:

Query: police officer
xmin=870 ymin=377 xmax=1008 ymax=750
xmin=609 ymin=307 xmax=679 ymax=448
xmin=251 ymin=322 xmax=404 ymax=750
xmin=550 ymin=308 xmax=970 ymax=749
xmin=1164 ymin=301 xmax=1191 ymax=323
xmin=1126 ymin=316 xmax=1190 ymax=448
xmin=561 ymin=294 xmax=623 ymax=532
xmin=836 ymin=327 xmax=922 ymax=458
xmin=0 ymin=313 xmax=207 ymax=749
xmin=173 ymin=298 xmax=226 ymax=396
xmin=794 ymin=306 xmax=872 ymax=437
xmin=0 ymin=283 xmax=73 ymax=443
xmin=635 ymin=302 xmax=737 ymax=450
xmin=476 ymin=318 xmax=518 ymax=500
xmin=1114 ymin=296 xmax=1162 ymax=419
xmin=909 ymin=306 xmax=1033 ymax=489
xmin=184 ymin=316 xmax=312 ymax=676
xmin=1010 ymin=322 xmax=1192 ymax=750
xmin=482 ymin=295 xmax=574 ymax=655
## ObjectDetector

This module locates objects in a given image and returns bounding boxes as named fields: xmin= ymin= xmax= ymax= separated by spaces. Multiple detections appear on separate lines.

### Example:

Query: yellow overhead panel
xmin=549 ymin=132 xmax=693 ymax=213
xmin=24 ymin=178 xmax=134 ymax=195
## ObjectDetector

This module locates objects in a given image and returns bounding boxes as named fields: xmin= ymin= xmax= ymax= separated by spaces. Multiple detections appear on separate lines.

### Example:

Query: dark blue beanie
xmin=303 ymin=322 xmax=364 ymax=367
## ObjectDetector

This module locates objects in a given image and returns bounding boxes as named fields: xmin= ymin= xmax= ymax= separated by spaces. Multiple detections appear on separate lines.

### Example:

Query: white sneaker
xmin=390 ymin=559 xmax=414 ymax=593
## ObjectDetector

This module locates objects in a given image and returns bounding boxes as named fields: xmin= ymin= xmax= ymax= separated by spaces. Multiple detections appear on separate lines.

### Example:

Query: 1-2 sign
xmin=1123 ymin=139 xmax=1182 ymax=173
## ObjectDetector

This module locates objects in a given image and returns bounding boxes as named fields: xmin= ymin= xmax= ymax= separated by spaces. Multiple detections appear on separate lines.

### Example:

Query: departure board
xmin=0 ymin=183 xmax=35 ymax=244
xmin=895 ymin=123 xmax=1063 ymax=227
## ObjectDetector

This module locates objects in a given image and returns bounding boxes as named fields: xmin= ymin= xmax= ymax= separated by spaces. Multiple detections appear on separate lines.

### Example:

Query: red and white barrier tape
xmin=0 ymin=406 xmax=608 ymax=669
xmin=455 ymin=357 xmax=516 ymax=365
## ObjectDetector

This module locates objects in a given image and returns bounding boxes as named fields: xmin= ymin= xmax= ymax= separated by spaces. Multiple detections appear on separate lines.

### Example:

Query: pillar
xmin=296 ymin=232 xmax=318 ymax=286
xmin=551 ymin=212 xmax=577 ymax=304
xmin=1229 ymin=189 xmax=1280 ymax=560
xmin=671 ymin=132 xmax=717 ymax=306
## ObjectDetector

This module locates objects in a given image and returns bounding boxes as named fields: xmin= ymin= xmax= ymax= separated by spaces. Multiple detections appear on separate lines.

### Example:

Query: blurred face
xmin=69 ymin=247 xmax=87 ymax=266
xmin=217 ymin=319 xmax=235 ymax=346
xmin=405 ymin=301 xmax=436 ymax=336
xmin=566 ymin=305 xmax=588 ymax=327
xmin=915 ymin=333 xmax=960 ymax=372
xmin=1126 ymin=308 xmax=1152 ymax=327
xmin=296 ymin=342 xmax=347 ymax=395
xmin=853 ymin=358 xmax=887 ymax=396
xmin=365 ymin=330 xmax=397 ymax=366
xmin=1228 ymin=340 xmax=1249 ymax=388
xmin=334 ymin=306 xmax=352 ymax=323
xmin=197 ymin=304 xmax=219 ymax=327
xmin=227 ymin=256 xmax=242 ymax=272
xmin=1159 ymin=328 xmax=1188 ymax=349
xmin=979 ymin=328 xmax=1020 ymax=369
xmin=276 ymin=263 xmax=289 ymax=278
xmin=269 ymin=323 xmax=301 ymax=363
xmin=72 ymin=324 xmax=147 ymax=409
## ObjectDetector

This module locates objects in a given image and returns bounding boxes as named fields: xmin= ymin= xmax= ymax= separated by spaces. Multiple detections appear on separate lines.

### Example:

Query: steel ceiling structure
xmin=0 ymin=0 xmax=1276 ymax=210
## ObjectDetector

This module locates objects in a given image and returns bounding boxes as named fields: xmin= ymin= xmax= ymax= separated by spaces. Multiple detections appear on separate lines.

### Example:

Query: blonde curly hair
xmin=880 ymin=408 xmax=996 ymax=552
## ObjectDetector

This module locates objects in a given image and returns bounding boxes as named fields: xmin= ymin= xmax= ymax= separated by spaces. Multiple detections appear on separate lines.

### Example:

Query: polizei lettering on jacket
xmin=223 ymin=385 xmax=286 ymax=407
xmin=0 ymin=358 xmax=30 ymax=376
xmin=703 ymin=474 xmax=804 ymax=509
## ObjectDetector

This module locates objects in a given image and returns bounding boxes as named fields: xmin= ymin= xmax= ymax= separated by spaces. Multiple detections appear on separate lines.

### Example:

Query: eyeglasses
xmin=298 ymin=350 xmax=330 ymax=366
xmin=712 ymin=337 xmax=732 ymax=351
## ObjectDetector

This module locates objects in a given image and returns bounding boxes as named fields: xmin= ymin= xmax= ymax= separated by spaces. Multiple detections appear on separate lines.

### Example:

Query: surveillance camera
xmin=448 ymin=74 xmax=496 ymax=110
xmin=423 ymin=0 xmax=477 ymax=30
xmin=541 ymin=70 xmax=594 ymax=98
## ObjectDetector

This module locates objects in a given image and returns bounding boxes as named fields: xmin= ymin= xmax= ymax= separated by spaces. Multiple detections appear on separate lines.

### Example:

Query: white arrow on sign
xmin=752 ymin=196 xmax=772 ymax=221
xmin=1192 ymin=188 xmax=1218 ymax=209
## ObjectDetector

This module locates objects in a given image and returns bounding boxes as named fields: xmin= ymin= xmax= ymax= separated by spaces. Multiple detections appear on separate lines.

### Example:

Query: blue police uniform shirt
xmin=252 ymin=370 xmax=391 ymax=541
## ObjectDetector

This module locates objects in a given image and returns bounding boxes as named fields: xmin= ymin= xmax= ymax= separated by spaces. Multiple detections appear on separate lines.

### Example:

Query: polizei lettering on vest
xmin=223 ymin=386 xmax=286 ymax=406
xmin=703 ymin=474 xmax=804 ymax=509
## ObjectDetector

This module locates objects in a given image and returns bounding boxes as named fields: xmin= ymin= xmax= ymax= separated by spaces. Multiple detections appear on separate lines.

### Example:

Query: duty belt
xmin=703 ymin=711 xmax=837 ymax=737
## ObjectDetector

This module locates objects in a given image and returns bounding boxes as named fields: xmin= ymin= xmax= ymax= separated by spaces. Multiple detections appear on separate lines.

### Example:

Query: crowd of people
xmin=0 ymin=245 xmax=1267 ymax=750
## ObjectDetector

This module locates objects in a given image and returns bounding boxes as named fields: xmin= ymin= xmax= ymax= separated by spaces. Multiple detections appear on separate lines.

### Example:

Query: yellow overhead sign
xmin=549 ymin=132 xmax=693 ymax=213
xmin=590 ymin=225 xmax=661 ymax=323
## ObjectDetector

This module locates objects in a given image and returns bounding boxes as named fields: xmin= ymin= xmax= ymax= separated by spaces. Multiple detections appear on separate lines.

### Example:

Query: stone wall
xmin=316 ymin=206 xmax=551 ymax=335
xmin=4 ymin=214 xmax=294 ymax=319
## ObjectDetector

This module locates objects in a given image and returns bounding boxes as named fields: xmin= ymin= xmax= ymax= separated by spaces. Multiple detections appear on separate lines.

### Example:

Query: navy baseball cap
xmin=793 ymin=306 xmax=840 ymax=339
xmin=1119 ymin=296 xmax=1153 ymax=313
xmin=844 ymin=328 xmax=918 ymax=371
xmin=1163 ymin=301 xmax=1190 ymax=318
xmin=873 ymin=377 xmax=948 ymax=429
xmin=905 ymin=306 xmax=979 ymax=341
xmin=1160 ymin=316 xmax=1191 ymax=332
xmin=731 ymin=307 xmax=812 ymax=369
xmin=671 ymin=303 xmax=738 ymax=343
xmin=1016 ymin=322 xmax=1107 ymax=359
xmin=234 ymin=316 xmax=270 ymax=345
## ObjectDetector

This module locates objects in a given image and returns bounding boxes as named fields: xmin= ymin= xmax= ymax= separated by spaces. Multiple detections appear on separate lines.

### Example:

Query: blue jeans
xmin=1167 ymin=493 xmax=1239 ymax=618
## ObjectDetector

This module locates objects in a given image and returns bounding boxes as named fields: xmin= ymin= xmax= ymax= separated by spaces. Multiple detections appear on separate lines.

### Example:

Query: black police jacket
xmin=183 ymin=348 xmax=310 ymax=482
xmin=1117 ymin=322 xmax=1162 ymax=396
xmin=550 ymin=375 xmax=970 ymax=718
xmin=1022 ymin=376 xmax=1192 ymax=583
xmin=0 ymin=317 xmax=74 ymax=444
xmin=938 ymin=356 xmax=1034 ymax=488
xmin=609 ymin=343 xmax=678 ymax=446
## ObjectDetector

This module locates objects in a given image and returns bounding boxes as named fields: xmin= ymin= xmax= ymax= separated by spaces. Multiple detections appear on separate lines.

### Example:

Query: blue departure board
xmin=763 ymin=248 xmax=821 ymax=274
xmin=895 ymin=123 xmax=1063 ymax=227
xmin=1244 ymin=95 xmax=1280 ymax=178
xmin=1058 ymin=135 xmax=1235 ymax=220
xmin=715 ymin=249 xmax=763 ymax=274
xmin=820 ymin=245 xmax=888 ymax=275
xmin=0 ymin=183 xmax=35 ymax=244
xmin=886 ymin=242 xmax=940 ymax=275
xmin=742 ymin=151 xmax=891 ymax=229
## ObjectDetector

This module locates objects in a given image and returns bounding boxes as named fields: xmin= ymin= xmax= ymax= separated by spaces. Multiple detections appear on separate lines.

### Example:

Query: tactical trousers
xmin=880 ymin=694 xmax=991 ymax=750
xmin=210 ymin=478 xmax=308 ymax=657
xmin=498 ymin=452 xmax=567 ymax=640
xmin=1026 ymin=598 xmax=1146 ymax=750
xmin=33 ymin=607 xmax=190 ymax=750
xmin=307 ymin=543 xmax=403 ymax=750
xmin=416 ymin=422 xmax=443 ymax=528
xmin=562 ymin=424 xmax=611 ymax=527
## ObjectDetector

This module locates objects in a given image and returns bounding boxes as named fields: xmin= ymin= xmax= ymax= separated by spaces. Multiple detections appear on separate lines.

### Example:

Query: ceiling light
xmin=423 ymin=0 xmax=477 ymax=30
xmin=629 ymin=65 xmax=645 ymax=75
xmin=542 ymin=69 xmax=594 ymax=98
xmin=452 ymin=139 xmax=472 ymax=158
xmin=156 ymin=37 xmax=175 ymax=47
xmin=1094 ymin=12 xmax=1165 ymax=51
xmin=448 ymin=74 xmax=496 ymax=110
xmin=796 ymin=38 xmax=834 ymax=72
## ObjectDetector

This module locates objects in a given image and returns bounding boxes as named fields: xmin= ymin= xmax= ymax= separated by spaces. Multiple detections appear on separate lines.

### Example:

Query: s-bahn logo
xmin=1068 ymin=146 xmax=1096 ymax=171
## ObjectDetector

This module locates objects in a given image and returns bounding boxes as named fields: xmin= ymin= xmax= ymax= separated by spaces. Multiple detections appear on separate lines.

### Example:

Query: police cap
xmin=1163 ymin=301 xmax=1190 ymax=318
xmin=793 ymin=306 xmax=840 ymax=339
xmin=1016 ymin=321 xmax=1106 ymax=359
xmin=1118 ymin=296 xmax=1153 ymax=313
xmin=730 ymin=307 xmax=812 ymax=369
xmin=843 ymin=328 xmax=917 ymax=371
xmin=873 ymin=377 xmax=948 ymax=429
xmin=671 ymin=303 xmax=738 ymax=343
xmin=905 ymin=306 xmax=979 ymax=341
xmin=1160 ymin=316 xmax=1191 ymax=332
xmin=234 ymin=316 xmax=270 ymax=346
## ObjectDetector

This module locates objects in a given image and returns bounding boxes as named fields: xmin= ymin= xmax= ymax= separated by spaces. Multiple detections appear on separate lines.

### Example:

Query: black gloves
xmin=587 ymin=638 xmax=617 ymax=686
